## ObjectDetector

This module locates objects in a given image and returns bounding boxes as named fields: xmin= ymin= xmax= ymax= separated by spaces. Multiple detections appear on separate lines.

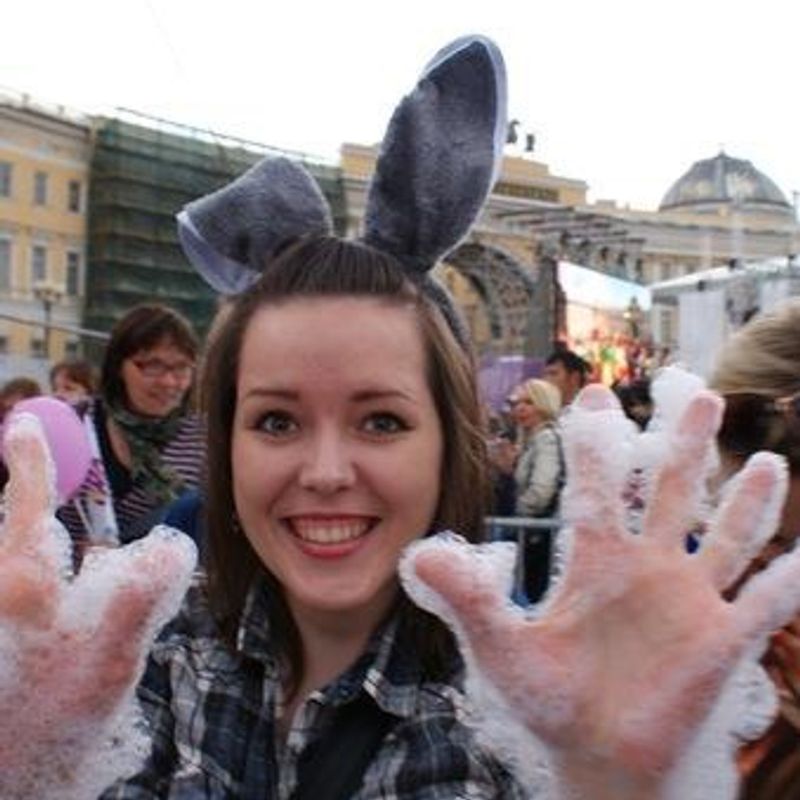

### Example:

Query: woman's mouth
xmin=286 ymin=516 xmax=377 ymax=558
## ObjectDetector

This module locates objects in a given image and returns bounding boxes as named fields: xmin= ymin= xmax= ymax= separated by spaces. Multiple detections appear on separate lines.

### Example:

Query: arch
xmin=445 ymin=241 xmax=548 ymax=355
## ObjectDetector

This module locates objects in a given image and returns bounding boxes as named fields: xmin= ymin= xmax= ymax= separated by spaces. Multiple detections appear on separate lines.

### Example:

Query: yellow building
xmin=0 ymin=91 xmax=91 ymax=382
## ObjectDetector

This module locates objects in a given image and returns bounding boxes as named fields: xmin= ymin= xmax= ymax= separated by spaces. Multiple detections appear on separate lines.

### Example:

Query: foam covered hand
xmin=401 ymin=385 xmax=800 ymax=799
xmin=0 ymin=414 xmax=197 ymax=800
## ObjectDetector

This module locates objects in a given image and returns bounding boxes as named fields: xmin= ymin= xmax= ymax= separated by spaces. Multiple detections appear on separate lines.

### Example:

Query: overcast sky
xmin=3 ymin=0 xmax=798 ymax=212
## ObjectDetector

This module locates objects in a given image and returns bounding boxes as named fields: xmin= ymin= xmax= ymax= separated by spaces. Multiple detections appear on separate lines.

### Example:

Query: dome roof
xmin=659 ymin=152 xmax=791 ymax=216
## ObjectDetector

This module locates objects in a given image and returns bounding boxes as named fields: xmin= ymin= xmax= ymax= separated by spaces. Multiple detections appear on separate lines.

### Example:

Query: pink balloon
xmin=6 ymin=397 xmax=93 ymax=504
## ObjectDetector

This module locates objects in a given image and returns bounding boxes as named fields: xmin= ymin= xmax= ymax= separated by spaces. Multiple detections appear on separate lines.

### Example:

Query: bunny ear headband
xmin=176 ymin=35 xmax=507 ymax=342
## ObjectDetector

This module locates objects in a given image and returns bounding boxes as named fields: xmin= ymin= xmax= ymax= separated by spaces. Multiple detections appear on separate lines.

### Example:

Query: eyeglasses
xmin=718 ymin=391 xmax=800 ymax=457
xmin=507 ymin=397 xmax=533 ymax=408
xmin=131 ymin=358 xmax=195 ymax=380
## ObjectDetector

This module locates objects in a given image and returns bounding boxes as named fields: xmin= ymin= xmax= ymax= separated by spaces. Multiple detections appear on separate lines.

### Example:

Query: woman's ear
xmin=362 ymin=35 xmax=507 ymax=275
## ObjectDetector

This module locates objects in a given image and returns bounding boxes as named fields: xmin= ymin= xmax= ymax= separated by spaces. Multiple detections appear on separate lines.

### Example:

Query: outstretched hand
xmin=402 ymin=385 xmax=800 ymax=799
xmin=0 ymin=414 xmax=197 ymax=800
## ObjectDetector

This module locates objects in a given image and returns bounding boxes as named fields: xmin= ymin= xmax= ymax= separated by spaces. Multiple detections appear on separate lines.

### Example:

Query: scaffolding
xmin=85 ymin=111 xmax=347 ymax=358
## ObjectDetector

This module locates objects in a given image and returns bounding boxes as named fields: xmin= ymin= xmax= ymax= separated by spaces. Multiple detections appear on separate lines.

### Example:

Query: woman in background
xmin=60 ymin=304 xmax=204 ymax=547
xmin=711 ymin=299 xmax=800 ymax=798
xmin=508 ymin=378 xmax=563 ymax=518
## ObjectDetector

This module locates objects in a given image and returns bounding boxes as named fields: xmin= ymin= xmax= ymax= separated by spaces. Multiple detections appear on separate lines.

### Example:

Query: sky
xmin=3 ymin=0 xmax=798 ymax=212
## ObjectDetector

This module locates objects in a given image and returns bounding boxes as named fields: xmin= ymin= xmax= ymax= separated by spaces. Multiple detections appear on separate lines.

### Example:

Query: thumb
xmin=399 ymin=533 xmax=523 ymax=648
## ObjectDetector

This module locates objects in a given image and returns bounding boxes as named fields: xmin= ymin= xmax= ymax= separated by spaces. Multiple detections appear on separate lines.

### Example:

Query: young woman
xmin=59 ymin=304 xmax=205 ymax=546
xmin=506 ymin=378 xmax=563 ymax=517
xmin=1 ymin=35 xmax=799 ymax=800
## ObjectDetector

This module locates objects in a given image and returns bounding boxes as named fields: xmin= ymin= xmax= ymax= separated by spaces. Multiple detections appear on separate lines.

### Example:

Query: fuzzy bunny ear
xmin=362 ymin=35 xmax=507 ymax=275
xmin=177 ymin=157 xmax=333 ymax=294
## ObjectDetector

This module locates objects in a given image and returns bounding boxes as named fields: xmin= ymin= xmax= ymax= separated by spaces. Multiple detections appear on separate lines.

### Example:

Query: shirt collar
xmin=236 ymin=578 xmax=458 ymax=719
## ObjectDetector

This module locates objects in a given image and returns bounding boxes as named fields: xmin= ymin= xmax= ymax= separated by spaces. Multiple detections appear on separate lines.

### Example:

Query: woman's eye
xmin=257 ymin=411 xmax=297 ymax=436
xmin=363 ymin=412 xmax=407 ymax=435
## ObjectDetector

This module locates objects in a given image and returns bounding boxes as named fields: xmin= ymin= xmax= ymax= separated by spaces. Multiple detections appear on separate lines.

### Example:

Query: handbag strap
xmin=291 ymin=693 xmax=395 ymax=800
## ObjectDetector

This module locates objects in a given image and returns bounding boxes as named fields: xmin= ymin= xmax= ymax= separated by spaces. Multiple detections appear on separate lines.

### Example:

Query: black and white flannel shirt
xmin=101 ymin=578 xmax=530 ymax=799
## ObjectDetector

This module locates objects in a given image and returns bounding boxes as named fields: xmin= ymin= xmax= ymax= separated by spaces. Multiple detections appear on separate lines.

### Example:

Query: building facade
xmin=0 ymin=92 xmax=91 ymax=382
xmin=84 ymin=113 xmax=347 ymax=361
xmin=342 ymin=144 xmax=800 ymax=359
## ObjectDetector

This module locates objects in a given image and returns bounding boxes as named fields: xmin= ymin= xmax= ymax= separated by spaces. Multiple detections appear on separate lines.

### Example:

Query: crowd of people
xmin=0 ymin=33 xmax=798 ymax=800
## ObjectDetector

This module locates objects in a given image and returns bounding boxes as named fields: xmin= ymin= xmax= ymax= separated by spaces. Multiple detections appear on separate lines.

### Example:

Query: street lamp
xmin=33 ymin=280 xmax=64 ymax=361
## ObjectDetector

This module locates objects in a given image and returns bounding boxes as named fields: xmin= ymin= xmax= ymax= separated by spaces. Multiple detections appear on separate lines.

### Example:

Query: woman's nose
xmin=298 ymin=432 xmax=356 ymax=494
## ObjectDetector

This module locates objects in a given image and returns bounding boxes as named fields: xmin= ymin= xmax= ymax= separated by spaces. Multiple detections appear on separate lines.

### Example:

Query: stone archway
xmin=438 ymin=241 xmax=555 ymax=357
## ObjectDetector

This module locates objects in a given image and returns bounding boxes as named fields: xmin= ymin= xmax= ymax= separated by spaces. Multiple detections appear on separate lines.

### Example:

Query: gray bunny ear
xmin=362 ymin=35 xmax=507 ymax=275
xmin=177 ymin=157 xmax=333 ymax=294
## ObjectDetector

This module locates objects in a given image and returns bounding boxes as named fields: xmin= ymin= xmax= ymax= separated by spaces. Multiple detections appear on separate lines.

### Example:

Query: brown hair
xmin=49 ymin=359 xmax=97 ymax=395
xmin=711 ymin=300 xmax=800 ymax=474
xmin=201 ymin=236 xmax=488 ymax=690
xmin=101 ymin=304 xmax=199 ymax=411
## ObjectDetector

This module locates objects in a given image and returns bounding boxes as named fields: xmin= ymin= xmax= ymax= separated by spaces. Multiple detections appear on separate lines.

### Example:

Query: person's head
xmin=544 ymin=350 xmax=590 ymax=406
xmin=711 ymin=299 xmax=800 ymax=557
xmin=616 ymin=379 xmax=653 ymax=430
xmin=202 ymin=235 xmax=488 ymax=682
xmin=509 ymin=378 xmax=561 ymax=431
xmin=101 ymin=304 xmax=198 ymax=418
xmin=49 ymin=359 xmax=96 ymax=404
xmin=0 ymin=377 xmax=41 ymax=420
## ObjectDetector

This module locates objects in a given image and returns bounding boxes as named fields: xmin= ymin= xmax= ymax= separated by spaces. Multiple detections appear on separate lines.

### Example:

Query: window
xmin=0 ymin=162 xmax=11 ymax=198
xmin=31 ymin=245 xmax=47 ymax=284
xmin=68 ymin=180 xmax=82 ymax=213
xmin=33 ymin=171 xmax=48 ymax=205
xmin=30 ymin=338 xmax=46 ymax=358
xmin=65 ymin=340 xmax=79 ymax=357
xmin=0 ymin=239 xmax=10 ymax=291
xmin=66 ymin=251 xmax=81 ymax=296
xmin=0 ymin=336 xmax=8 ymax=356
xmin=658 ymin=262 xmax=672 ymax=282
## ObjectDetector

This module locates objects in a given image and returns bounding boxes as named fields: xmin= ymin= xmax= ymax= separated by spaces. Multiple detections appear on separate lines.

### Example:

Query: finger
xmin=77 ymin=529 xmax=197 ymax=712
xmin=2 ymin=414 xmax=56 ymax=550
xmin=555 ymin=387 xmax=634 ymax=594
xmin=560 ymin=385 xmax=631 ymax=529
xmin=734 ymin=548 xmax=800 ymax=647
xmin=698 ymin=452 xmax=788 ymax=590
xmin=641 ymin=391 xmax=722 ymax=549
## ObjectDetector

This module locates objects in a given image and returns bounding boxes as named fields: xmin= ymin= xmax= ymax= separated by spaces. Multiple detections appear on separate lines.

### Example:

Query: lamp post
xmin=33 ymin=280 xmax=64 ymax=361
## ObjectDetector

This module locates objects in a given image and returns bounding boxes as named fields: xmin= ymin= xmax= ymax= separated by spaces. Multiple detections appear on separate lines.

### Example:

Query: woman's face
xmin=119 ymin=340 xmax=194 ymax=417
xmin=509 ymin=389 xmax=541 ymax=430
xmin=231 ymin=297 xmax=443 ymax=630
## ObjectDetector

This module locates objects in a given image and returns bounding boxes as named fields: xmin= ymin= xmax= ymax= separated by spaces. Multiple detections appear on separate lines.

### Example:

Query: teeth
xmin=291 ymin=519 xmax=371 ymax=544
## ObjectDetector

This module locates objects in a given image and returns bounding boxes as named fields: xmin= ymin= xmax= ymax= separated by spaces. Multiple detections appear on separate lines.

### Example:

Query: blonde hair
xmin=711 ymin=299 xmax=800 ymax=472
xmin=520 ymin=378 xmax=561 ymax=421
xmin=711 ymin=299 xmax=800 ymax=397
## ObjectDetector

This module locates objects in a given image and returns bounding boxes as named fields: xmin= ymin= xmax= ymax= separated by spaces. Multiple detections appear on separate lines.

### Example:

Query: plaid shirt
xmin=101 ymin=578 xmax=530 ymax=800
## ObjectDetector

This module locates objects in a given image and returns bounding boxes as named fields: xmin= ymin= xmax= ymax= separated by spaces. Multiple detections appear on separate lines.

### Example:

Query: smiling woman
xmin=4 ymin=33 xmax=800 ymax=800
xmin=58 ymin=304 xmax=205 ymax=549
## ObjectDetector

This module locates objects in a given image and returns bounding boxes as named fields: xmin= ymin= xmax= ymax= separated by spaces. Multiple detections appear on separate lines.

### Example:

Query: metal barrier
xmin=485 ymin=516 xmax=561 ymax=604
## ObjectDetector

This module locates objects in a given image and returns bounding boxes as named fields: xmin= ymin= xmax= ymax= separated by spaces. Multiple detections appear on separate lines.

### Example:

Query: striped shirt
xmin=59 ymin=399 xmax=205 ymax=544
xmin=101 ymin=578 xmax=530 ymax=799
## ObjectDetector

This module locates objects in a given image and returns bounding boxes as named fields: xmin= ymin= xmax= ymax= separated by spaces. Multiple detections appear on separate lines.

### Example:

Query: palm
xmin=0 ymin=414 xmax=196 ymax=797
xmin=405 ymin=386 xmax=800 ymax=789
